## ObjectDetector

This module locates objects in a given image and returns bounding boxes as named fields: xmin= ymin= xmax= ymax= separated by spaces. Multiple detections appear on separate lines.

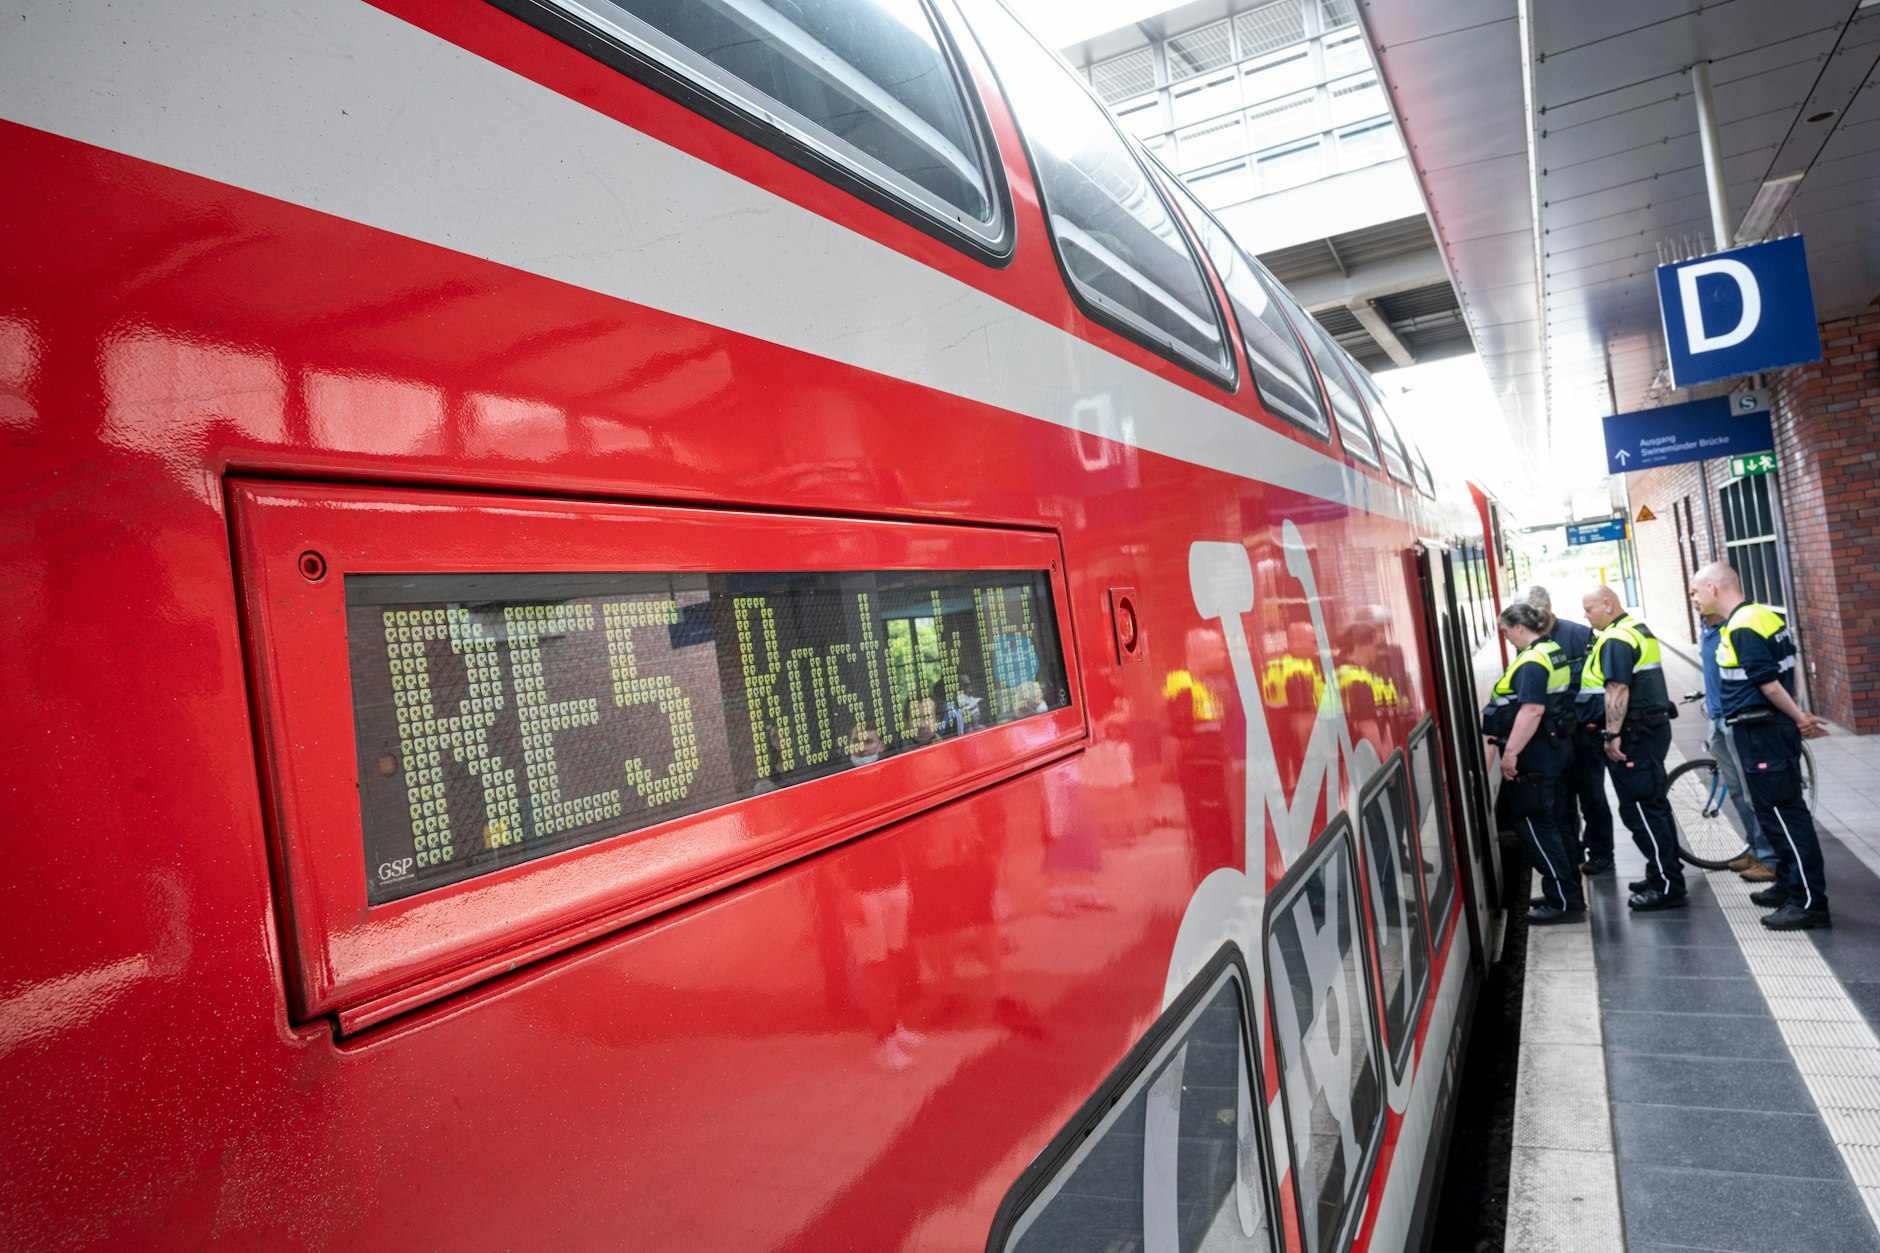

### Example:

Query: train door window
xmin=1293 ymin=315 xmax=1379 ymax=467
xmin=1154 ymin=164 xmax=1330 ymax=438
xmin=1358 ymin=756 xmax=1429 ymax=1078
xmin=976 ymin=5 xmax=1235 ymax=386
xmin=512 ymin=0 xmax=1010 ymax=258
xmin=1265 ymin=819 xmax=1384 ymax=1253
xmin=1352 ymin=370 xmax=1412 ymax=486
xmin=1408 ymin=719 xmax=1457 ymax=940
xmin=990 ymin=956 xmax=1278 ymax=1253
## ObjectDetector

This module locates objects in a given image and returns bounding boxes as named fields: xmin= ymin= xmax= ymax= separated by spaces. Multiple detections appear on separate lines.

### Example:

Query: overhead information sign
xmin=1566 ymin=518 xmax=1627 ymax=546
xmin=348 ymin=568 xmax=1069 ymax=903
xmin=1656 ymin=236 xmax=1823 ymax=389
xmin=1603 ymin=394 xmax=1775 ymax=476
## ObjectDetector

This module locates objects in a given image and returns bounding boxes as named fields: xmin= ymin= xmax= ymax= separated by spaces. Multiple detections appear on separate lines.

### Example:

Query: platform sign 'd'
xmin=1656 ymin=236 xmax=1822 ymax=390
xmin=1602 ymin=394 xmax=1775 ymax=476
xmin=1566 ymin=518 xmax=1628 ymax=546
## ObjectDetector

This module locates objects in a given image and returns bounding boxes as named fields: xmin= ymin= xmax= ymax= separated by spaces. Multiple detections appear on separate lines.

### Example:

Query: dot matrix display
xmin=347 ymin=569 xmax=1069 ymax=903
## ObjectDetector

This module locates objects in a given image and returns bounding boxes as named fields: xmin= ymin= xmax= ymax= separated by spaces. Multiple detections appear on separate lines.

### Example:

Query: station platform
xmin=1506 ymin=645 xmax=1880 ymax=1252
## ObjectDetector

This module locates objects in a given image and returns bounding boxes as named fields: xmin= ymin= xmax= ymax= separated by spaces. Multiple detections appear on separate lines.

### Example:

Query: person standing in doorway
xmin=1699 ymin=606 xmax=1778 ymax=882
xmin=1485 ymin=603 xmax=1584 ymax=925
xmin=1581 ymin=586 xmax=1684 ymax=911
xmin=1691 ymin=563 xmax=1833 ymax=930
xmin=1529 ymin=585 xmax=1611 ymax=875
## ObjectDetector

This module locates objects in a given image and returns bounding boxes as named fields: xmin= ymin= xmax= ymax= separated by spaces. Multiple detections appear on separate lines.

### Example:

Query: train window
xmin=1412 ymin=447 xmax=1437 ymax=498
xmin=1268 ymin=292 xmax=1377 ymax=467
xmin=990 ymin=955 xmax=1278 ymax=1253
xmin=1408 ymin=719 xmax=1457 ymax=939
xmin=1357 ymin=756 xmax=1430 ymax=1079
xmin=1353 ymin=370 xmax=1413 ymax=486
xmin=512 ymin=0 xmax=1010 ymax=257
xmin=1265 ymin=818 xmax=1384 ymax=1253
xmin=1154 ymin=165 xmax=1331 ymax=438
xmin=974 ymin=4 xmax=1235 ymax=386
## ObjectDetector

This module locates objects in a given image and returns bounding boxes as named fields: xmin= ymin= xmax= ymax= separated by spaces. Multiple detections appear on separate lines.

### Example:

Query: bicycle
xmin=1667 ymin=692 xmax=1818 ymax=870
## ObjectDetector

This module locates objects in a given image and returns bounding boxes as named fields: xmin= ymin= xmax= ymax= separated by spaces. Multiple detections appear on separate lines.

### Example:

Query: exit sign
xmin=1730 ymin=452 xmax=1778 ymax=476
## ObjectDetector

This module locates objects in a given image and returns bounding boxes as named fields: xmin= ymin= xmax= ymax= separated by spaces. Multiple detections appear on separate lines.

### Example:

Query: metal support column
xmin=1692 ymin=61 xmax=1733 ymax=250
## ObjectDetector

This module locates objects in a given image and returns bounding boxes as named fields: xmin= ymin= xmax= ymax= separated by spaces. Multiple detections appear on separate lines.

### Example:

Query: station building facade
xmin=1053 ymin=0 xmax=1472 ymax=371
xmin=1625 ymin=299 xmax=1880 ymax=733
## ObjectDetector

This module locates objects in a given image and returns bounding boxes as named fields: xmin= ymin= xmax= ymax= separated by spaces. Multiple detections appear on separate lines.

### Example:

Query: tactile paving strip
xmin=1668 ymin=745 xmax=1880 ymax=1235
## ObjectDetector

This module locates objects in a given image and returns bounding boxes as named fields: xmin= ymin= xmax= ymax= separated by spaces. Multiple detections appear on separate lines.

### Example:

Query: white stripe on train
xmin=0 ymin=0 xmax=1409 ymax=522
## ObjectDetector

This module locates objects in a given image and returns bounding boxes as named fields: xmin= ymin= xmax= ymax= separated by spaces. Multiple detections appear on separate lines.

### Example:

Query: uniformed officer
xmin=1485 ymin=602 xmax=1583 ymax=924
xmin=1580 ymin=586 xmax=1684 ymax=910
xmin=1690 ymin=562 xmax=1833 ymax=930
xmin=1528 ymin=585 xmax=1612 ymax=874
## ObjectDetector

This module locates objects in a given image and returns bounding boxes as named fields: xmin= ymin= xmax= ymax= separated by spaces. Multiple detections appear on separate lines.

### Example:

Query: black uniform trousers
xmin=1731 ymin=715 xmax=1829 ymax=913
xmin=1507 ymin=767 xmax=1582 ymax=910
xmin=1557 ymin=725 xmax=1615 ymax=864
xmin=1606 ymin=720 xmax=1683 ymax=895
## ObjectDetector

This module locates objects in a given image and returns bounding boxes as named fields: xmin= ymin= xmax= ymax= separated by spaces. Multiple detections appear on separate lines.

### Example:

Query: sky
xmin=1372 ymin=356 xmax=1521 ymax=499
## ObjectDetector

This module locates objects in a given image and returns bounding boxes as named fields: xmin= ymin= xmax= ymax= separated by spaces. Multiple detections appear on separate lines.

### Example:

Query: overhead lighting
xmin=1735 ymin=172 xmax=1805 ymax=245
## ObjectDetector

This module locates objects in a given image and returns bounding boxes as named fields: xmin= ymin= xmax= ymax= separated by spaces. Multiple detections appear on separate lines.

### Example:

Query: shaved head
xmin=1582 ymin=585 xmax=1624 ymax=630
xmin=1694 ymin=562 xmax=1741 ymax=594
xmin=1690 ymin=562 xmax=1742 ymax=617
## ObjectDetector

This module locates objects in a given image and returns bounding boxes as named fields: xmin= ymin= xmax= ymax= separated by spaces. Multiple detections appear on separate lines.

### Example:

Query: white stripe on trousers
xmin=1725 ymin=724 xmax=1816 ymax=910
xmin=1526 ymin=817 xmax=1566 ymax=906
xmin=1633 ymin=800 xmax=1675 ymax=889
xmin=1772 ymin=806 xmax=1817 ymax=911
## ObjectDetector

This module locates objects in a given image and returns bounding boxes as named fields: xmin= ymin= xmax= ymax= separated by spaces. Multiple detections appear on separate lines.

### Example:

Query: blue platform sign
xmin=1603 ymin=395 xmax=1773 ymax=475
xmin=1566 ymin=518 xmax=1628 ymax=546
xmin=1656 ymin=236 xmax=1822 ymax=389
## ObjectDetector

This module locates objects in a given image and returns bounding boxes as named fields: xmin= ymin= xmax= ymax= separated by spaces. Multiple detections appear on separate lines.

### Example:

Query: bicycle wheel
xmin=1667 ymin=757 xmax=1752 ymax=869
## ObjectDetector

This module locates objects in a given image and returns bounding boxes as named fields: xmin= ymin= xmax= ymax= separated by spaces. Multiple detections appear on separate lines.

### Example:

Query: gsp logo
xmin=1656 ymin=235 xmax=1822 ymax=389
xmin=378 ymin=857 xmax=415 ymax=883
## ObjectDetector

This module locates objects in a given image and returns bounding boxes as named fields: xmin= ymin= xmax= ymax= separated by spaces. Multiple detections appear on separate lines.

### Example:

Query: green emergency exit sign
xmin=1730 ymin=452 xmax=1778 ymax=476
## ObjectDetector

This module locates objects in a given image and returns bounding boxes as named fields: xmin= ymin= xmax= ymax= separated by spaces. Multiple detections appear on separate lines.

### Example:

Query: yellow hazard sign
xmin=1636 ymin=505 xmax=1657 ymax=522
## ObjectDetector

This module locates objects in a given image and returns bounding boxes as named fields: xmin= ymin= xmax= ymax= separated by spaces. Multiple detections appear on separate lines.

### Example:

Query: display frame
xmin=231 ymin=481 xmax=1085 ymax=1031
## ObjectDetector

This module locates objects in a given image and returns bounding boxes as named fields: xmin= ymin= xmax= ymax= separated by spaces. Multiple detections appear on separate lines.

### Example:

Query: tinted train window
xmin=976 ymin=5 xmax=1234 ymax=384
xmin=1354 ymin=370 xmax=1413 ymax=485
xmin=1413 ymin=448 xmax=1436 ymax=498
xmin=1358 ymin=758 xmax=1430 ymax=1078
xmin=1156 ymin=168 xmax=1331 ymax=438
xmin=534 ymin=0 xmax=1006 ymax=250
xmin=1266 ymin=821 xmax=1383 ymax=1253
xmin=996 ymin=965 xmax=1277 ymax=1253
xmin=1295 ymin=320 xmax=1379 ymax=466
xmin=1409 ymin=720 xmax=1457 ymax=938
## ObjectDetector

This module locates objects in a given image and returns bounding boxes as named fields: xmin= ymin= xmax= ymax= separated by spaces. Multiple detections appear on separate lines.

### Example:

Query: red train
xmin=0 ymin=1 xmax=1526 ymax=1248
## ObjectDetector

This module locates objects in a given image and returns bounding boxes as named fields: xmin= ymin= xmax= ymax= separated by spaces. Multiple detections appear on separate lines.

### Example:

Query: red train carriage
xmin=0 ymin=1 xmax=1517 ymax=1249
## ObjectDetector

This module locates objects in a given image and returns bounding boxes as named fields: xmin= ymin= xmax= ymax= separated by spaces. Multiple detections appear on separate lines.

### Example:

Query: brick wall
xmin=1623 ymin=300 xmax=1880 ymax=732
xmin=1766 ymin=301 xmax=1880 ymax=733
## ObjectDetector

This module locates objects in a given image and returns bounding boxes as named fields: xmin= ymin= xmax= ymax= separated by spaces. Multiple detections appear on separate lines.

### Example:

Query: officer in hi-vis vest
xmin=1691 ymin=562 xmax=1833 ymax=930
xmin=1580 ymin=586 xmax=1684 ymax=910
xmin=1484 ymin=603 xmax=1583 ymax=925
xmin=1528 ymin=585 xmax=1611 ymax=874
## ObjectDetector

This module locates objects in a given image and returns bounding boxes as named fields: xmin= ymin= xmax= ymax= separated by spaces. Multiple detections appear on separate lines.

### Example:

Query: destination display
xmin=347 ymin=568 xmax=1069 ymax=903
